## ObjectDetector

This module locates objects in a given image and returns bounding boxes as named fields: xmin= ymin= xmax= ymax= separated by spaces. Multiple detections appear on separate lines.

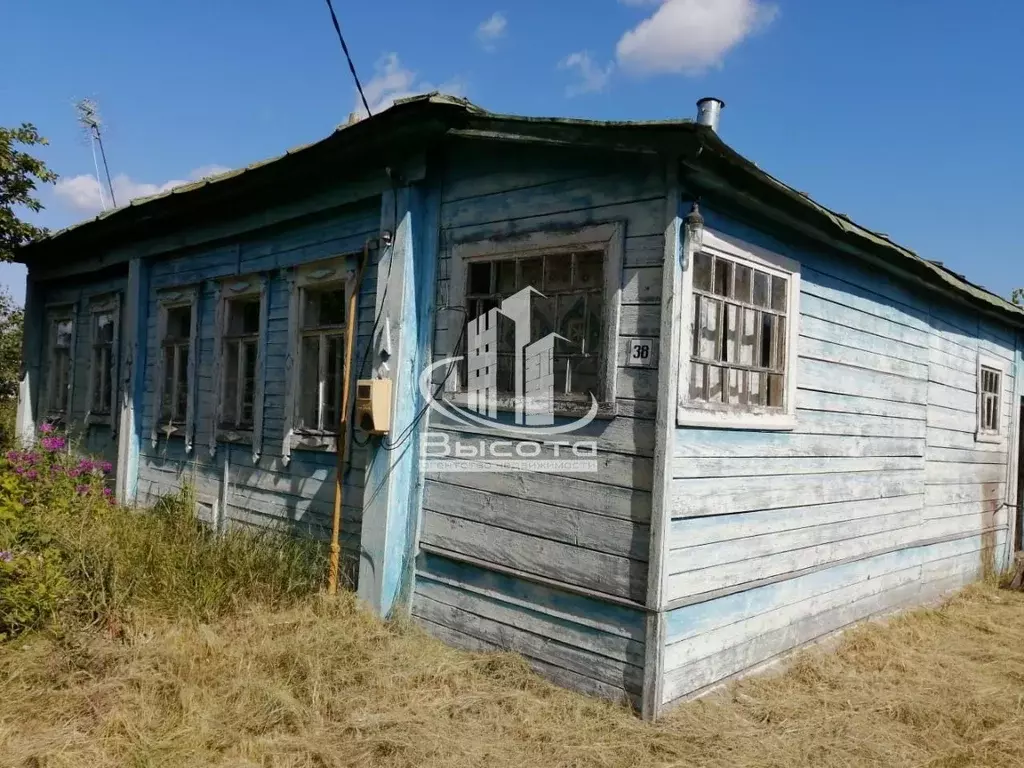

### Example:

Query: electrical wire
xmin=381 ymin=306 xmax=467 ymax=451
xmin=323 ymin=0 xmax=371 ymax=118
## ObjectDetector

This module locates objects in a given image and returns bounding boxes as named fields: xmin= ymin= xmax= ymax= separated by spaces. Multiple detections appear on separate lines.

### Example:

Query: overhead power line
xmin=322 ymin=0 xmax=372 ymax=118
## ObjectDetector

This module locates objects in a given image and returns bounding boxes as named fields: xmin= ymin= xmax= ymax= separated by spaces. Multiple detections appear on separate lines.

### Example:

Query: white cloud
xmin=353 ymin=53 xmax=466 ymax=118
xmin=559 ymin=51 xmax=615 ymax=96
xmin=476 ymin=12 xmax=507 ymax=50
xmin=54 ymin=165 xmax=232 ymax=214
xmin=616 ymin=0 xmax=778 ymax=75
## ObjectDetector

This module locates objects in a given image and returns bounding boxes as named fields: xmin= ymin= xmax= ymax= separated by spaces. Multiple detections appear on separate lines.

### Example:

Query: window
xmin=677 ymin=229 xmax=800 ymax=430
xmin=976 ymin=355 xmax=1007 ymax=443
xmin=446 ymin=222 xmax=624 ymax=418
xmin=46 ymin=311 xmax=75 ymax=418
xmin=86 ymin=295 xmax=120 ymax=424
xmin=152 ymin=287 xmax=199 ymax=450
xmin=282 ymin=257 xmax=357 ymax=461
xmin=296 ymin=285 xmax=347 ymax=432
xmin=221 ymin=296 xmax=261 ymax=430
xmin=161 ymin=305 xmax=192 ymax=425
xmin=463 ymin=251 xmax=604 ymax=397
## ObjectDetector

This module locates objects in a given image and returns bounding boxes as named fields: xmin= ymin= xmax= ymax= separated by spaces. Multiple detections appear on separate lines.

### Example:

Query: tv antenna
xmin=75 ymin=99 xmax=117 ymax=209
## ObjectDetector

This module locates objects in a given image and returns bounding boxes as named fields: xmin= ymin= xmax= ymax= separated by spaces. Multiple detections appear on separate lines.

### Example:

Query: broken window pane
xmin=468 ymin=262 xmax=491 ymax=294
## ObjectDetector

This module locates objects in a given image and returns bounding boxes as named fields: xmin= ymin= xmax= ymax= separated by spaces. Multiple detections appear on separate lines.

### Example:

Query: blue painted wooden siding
xmin=38 ymin=274 xmax=128 ymax=465
xmin=414 ymin=552 xmax=646 ymax=707
xmin=134 ymin=201 xmax=380 ymax=577
xmin=416 ymin=143 xmax=664 ymax=607
xmin=410 ymin=141 xmax=669 ymax=703
xmin=660 ymin=532 xmax=1003 ymax=706
xmin=661 ymin=208 xmax=1018 ymax=706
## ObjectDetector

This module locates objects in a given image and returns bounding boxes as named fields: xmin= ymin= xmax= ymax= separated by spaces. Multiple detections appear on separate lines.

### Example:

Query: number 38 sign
xmin=626 ymin=338 xmax=655 ymax=368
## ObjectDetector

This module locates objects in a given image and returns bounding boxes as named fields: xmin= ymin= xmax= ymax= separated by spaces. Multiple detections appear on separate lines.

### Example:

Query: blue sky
xmin=3 ymin=0 xmax=1022 ymax=304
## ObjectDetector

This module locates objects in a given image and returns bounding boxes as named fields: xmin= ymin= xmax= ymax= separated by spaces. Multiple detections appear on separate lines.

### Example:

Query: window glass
xmin=160 ymin=304 xmax=192 ymax=425
xmin=462 ymin=250 xmax=604 ymax=398
xmin=297 ymin=282 xmax=348 ymax=433
xmin=688 ymin=251 xmax=792 ymax=412
xmin=979 ymin=365 xmax=1002 ymax=434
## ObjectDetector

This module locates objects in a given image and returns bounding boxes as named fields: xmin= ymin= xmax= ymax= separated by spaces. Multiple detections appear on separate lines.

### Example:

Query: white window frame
xmin=281 ymin=255 xmax=357 ymax=461
xmin=84 ymin=293 xmax=121 ymax=429
xmin=445 ymin=221 xmax=625 ymax=420
xmin=44 ymin=303 xmax=77 ymax=423
xmin=151 ymin=286 xmax=199 ymax=451
xmin=975 ymin=353 xmax=1008 ymax=444
xmin=210 ymin=275 xmax=268 ymax=463
xmin=676 ymin=228 xmax=801 ymax=431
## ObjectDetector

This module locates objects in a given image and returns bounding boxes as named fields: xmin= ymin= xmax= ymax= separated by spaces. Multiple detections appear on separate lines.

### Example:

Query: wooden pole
xmin=327 ymin=240 xmax=369 ymax=595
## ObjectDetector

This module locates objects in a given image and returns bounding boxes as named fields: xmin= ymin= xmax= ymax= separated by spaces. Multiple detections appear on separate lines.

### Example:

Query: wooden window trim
xmin=976 ymin=353 xmax=1008 ymax=445
xmin=282 ymin=255 xmax=358 ymax=462
xmin=211 ymin=275 xmax=268 ymax=464
xmin=84 ymin=294 xmax=121 ymax=430
xmin=676 ymin=228 xmax=801 ymax=431
xmin=151 ymin=286 xmax=199 ymax=452
xmin=444 ymin=222 xmax=625 ymax=420
xmin=43 ymin=303 xmax=77 ymax=423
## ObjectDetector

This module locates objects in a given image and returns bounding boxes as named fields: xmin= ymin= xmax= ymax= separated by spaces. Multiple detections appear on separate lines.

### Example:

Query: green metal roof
xmin=20 ymin=92 xmax=1023 ymax=327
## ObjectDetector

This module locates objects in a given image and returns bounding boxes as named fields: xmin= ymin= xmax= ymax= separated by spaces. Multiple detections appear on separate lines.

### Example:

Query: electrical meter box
xmin=355 ymin=378 xmax=392 ymax=435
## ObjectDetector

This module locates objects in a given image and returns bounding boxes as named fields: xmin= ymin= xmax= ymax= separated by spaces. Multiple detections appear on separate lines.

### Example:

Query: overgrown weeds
xmin=0 ymin=426 xmax=324 ymax=639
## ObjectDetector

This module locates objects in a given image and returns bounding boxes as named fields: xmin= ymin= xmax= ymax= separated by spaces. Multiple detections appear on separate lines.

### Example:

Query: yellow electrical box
xmin=355 ymin=378 xmax=392 ymax=435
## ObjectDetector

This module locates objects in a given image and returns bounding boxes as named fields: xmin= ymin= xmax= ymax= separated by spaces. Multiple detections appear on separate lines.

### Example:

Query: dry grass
xmin=2 ymin=582 xmax=1024 ymax=768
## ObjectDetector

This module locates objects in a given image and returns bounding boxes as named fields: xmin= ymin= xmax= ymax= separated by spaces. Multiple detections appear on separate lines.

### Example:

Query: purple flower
xmin=23 ymin=452 xmax=39 ymax=465
xmin=68 ymin=468 xmax=81 ymax=478
xmin=0 ymin=551 xmax=12 ymax=563
xmin=13 ymin=467 xmax=24 ymax=476
xmin=25 ymin=470 xmax=37 ymax=480
xmin=102 ymin=488 xmax=113 ymax=498
xmin=76 ymin=484 xmax=89 ymax=495
xmin=5 ymin=450 xmax=19 ymax=463
xmin=100 ymin=461 xmax=113 ymax=474
xmin=41 ymin=436 xmax=66 ymax=452
xmin=39 ymin=422 xmax=54 ymax=434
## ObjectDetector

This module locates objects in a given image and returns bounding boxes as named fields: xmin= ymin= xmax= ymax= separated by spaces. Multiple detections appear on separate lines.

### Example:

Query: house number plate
xmin=626 ymin=338 xmax=655 ymax=368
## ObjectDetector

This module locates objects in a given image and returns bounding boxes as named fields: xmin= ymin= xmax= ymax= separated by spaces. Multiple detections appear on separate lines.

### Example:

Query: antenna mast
xmin=75 ymin=99 xmax=117 ymax=208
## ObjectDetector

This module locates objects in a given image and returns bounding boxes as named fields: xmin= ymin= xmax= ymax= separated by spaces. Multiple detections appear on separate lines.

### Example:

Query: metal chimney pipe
xmin=695 ymin=97 xmax=725 ymax=132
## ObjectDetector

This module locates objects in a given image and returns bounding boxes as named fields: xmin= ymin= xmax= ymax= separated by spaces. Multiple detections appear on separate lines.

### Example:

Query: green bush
xmin=0 ymin=427 xmax=325 ymax=640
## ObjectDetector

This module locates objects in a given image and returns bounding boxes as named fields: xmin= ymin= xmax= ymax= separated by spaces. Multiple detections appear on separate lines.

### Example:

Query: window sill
xmin=443 ymin=393 xmax=618 ymax=421
xmin=676 ymin=404 xmax=796 ymax=432
xmin=216 ymin=429 xmax=253 ymax=445
xmin=975 ymin=431 xmax=1006 ymax=445
xmin=289 ymin=431 xmax=339 ymax=453
xmin=156 ymin=424 xmax=186 ymax=439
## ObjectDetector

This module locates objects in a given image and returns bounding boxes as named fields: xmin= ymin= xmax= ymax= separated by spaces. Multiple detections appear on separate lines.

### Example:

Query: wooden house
xmin=14 ymin=94 xmax=1024 ymax=719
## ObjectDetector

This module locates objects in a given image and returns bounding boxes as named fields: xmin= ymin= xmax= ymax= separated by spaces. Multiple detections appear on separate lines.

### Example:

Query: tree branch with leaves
xmin=1 ymin=123 xmax=58 ymax=263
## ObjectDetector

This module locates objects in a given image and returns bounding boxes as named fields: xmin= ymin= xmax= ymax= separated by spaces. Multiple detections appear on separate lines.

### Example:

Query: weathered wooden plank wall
xmin=411 ymin=141 xmax=666 ymax=701
xmin=414 ymin=552 xmax=646 ymax=707
xmin=660 ymin=208 xmax=1019 ymax=708
xmin=134 ymin=200 xmax=380 ymax=576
